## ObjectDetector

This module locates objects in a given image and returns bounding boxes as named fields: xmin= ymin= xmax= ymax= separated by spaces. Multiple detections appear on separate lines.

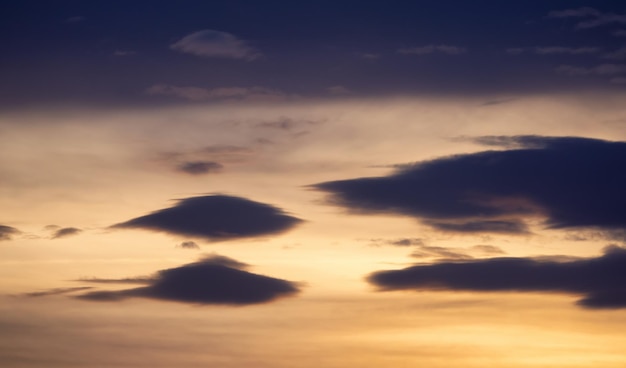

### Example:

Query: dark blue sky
xmin=1 ymin=0 xmax=625 ymax=109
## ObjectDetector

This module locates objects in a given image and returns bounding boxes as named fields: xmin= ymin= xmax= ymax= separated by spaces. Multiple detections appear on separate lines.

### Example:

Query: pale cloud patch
xmin=555 ymin=64 xmax=626 ymax=76
xmin=534 ymin=47 xmax=601 ymax=55
xmin=604 ymin=47 xmax=626 ymax=60
xmin=361 ymin=53 xmax=380 ymax=60
xmin=548 ymin=7 xmax=602 ymax=18
xmin=327 ymin=85 xmax=351 ymax=95
xmin=614 ymin=30 xmax=626 ymax=37
xmin=577 ymin=14 xmax=626 ymax=29
xmin=113 ymin=50 xmax=137 ymax=56
xmin=548 ymin=7 xmax=626 ymax=29
xmin=145 ymin=84 xmax=285 ymax=102
xmin=170 ymin=30 xmax=260 ymax=60
xmin=65 ymin=16 xmax=86 ymax=23
xmin=505 ymin=48 xmax=525 ymax=55
xmin=507 ymin=47 xmax=601 ymax=55
xmin=398 ymin=45 xmax=467 ymax=55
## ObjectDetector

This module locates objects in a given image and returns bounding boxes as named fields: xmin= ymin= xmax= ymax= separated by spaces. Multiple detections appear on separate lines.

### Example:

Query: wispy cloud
xmin=548 ymin=7 xmax=626 ymax=29
xmin=555 ymin=64 xmax=626 ymax=76
xmin=548 ymin=7 xmax=602 ymax=19
xmin=506 ymin=47 xmax=601 ymax=55
xmin=398 ymin=45 xmax=467 ymax=55
xmin=170 ymin=29 xmax=260 ymax=60
xmin=534 ymin=46 xmax=601 ymax=55
xmin=327 ymin=85 xmax=351 ymax=95
xmin=604 ymin=47 xmax=626 ymax=60
xmin=145 ymin=84 xmax=285 ymax=102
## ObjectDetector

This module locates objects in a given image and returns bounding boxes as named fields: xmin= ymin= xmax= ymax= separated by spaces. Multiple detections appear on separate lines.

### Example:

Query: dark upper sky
xmin=1 ymin=0 xmax=625 ymax=109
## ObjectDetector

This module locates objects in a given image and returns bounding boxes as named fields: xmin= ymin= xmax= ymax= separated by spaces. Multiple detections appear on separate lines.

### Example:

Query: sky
xmin=1 ymin=1 xmax=626 ymax=367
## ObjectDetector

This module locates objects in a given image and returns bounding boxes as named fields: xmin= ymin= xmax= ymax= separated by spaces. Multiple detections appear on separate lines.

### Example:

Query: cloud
xmin=555 ymin=64 xmax=626 ymax=76
xmin=611 ymin=77 xmax=626 ymax=84
xmin=506 ymin=47 xmax=601 ymax=56
xmin=177 ymin=161 xmax=223 ymax=175
xmin=327 ymin=86 xmax=351 ymax=95
xmin=113 ymin=50 xmax=137 ymax=56
xmin=505 ymin=48 xmax=525 ymax=55
xmin=368 ymin=245 xmax=626 ymax=309
xmin=368 ymin=238 xmax=505 ymax=260
xmin=604 ymin=47 xmax=626 ymax=60
xmin=254 ymin=117 xmax=323 ymax=132
xmin=548 ymin=7 xmax=602 ymax=18
xmin=470 ymin=244 xmax=506 ymax=255
xmin=75 ymin=277 xmax=152 ymax=284
xmin=409 ymin=245 xmax=473 ymax=260
xmin=313 ymin=136 xmax=626 ymax=236
xmin=548 ymin=8 xmax=626 ymax=29
xmin=398 ymin=45 xmax=467 ymax=55
xmin=24 ymin=287 xmax=93 ymax=297
xmin=534 ymin=47 xmax=600 ymax=55
xmin=361 ymin=53 xmax=380 ymax=60
xmin=480 ymin=98 xmax=516 ymax=106
xmin=170 ymin=30 xmax=260 ymax=60
xmin=75 ymin=255 xmax=300 ymax=305
xmin=614 ymin=30 xmax=626 ymax=37
xmin=0 ymin=225 xmax=20 ymax=241
xmin=424 ymin=219 xmax=529 ymax=234
xmin=576 ymin=14 xmax=626 ymax=29
xmin=51 ymin=227 xmax=82 ymax=239
xmin=387 ymin=238 xmax=425 ymax=247
xmin=111 ymin=195 xmax=302 ymax=241
xmin=65 ymin=16 xmax=86 ymax=23
xmin=177 ymin=241 xmax=200 ymax=249
xmin=145 ymin=84 xmax=285 ymax=102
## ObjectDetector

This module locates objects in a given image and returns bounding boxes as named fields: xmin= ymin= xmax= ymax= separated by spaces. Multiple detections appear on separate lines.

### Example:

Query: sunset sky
xmin=2 ymin=1 xmax=626 ymax=367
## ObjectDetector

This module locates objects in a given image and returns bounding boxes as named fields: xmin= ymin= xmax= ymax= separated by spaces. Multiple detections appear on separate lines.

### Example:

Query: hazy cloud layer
xmin=76 ymin=255 xmax=300 ymax=305
xmin=314 ymin=136 xmax=626 ymax=235
xmin=0 ymin=225 xmax=20 ymax=241
xmin=368 ymin=245 xmax=626 ymax=309
xmin=170 ymin=29 xmax=259 ymax=60
xmin=549 ymin=7 xmax=626 ymax=29
xmin=51 ymin=227 xmax=82 ymax=239
xmin=111 ymin=195 xmax=302 ymax=241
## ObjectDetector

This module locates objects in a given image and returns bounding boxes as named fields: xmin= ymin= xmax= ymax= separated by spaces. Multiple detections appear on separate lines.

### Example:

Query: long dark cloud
xmin=313 ymin=136 xmax=626 ymax=236
xmin=0 ymin=225 xmax=19 ymax=241
xmin=368 ymin=245 xmax=626 ymax=309
xmin=111 ymin=195 xmax=302 ymax=241
xmin=75 ymin=255 xmax=301 ymax=305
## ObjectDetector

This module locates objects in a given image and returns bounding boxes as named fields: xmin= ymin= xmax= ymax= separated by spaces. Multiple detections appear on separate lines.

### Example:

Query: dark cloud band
xmin=314 ymin=136 xmax=626 ymax=235
xmin=368 ymin=245 xmax=626 ymax=309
